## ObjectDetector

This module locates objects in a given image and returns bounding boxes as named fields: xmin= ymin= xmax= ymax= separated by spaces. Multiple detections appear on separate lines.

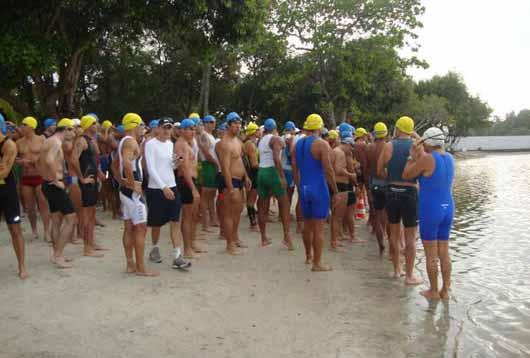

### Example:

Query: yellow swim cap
xmin=373 ymin=122 xmax=388 ymax=138
xmin=328 ymin=129 xmax=338 ymax=140
xmin=122 ymin=113 xmax=143 ymax=131
xmin=80 ymin=115 xmax=97 ymax=130
xmin=355 ymin=127 xmax=368 ymax=138
xmin=57 ymin=118 xmax=74 ymax=129
xmin=245 ymin=122 xmax=259 ymax=135
xmin=189 ymin=112 xmax=200 ymax=119
xmin=396 ymin=116 xmax=414 ymax=134
xmin=303 ymin=114 xmax=324 ymax=131
xmin=22 ymin=116 xmax=38 ymax=129
xmin=102 ymin=120 xmax=113 ymax=129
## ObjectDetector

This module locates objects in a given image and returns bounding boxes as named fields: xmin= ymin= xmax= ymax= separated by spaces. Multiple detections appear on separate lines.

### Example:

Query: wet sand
xmin=0 ymin=211 xmax=456 ymax=358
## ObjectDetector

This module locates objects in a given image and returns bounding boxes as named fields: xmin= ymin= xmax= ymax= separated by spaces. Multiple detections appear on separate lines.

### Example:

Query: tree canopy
xmin=0 ymin=0 xmax=493 ymax=142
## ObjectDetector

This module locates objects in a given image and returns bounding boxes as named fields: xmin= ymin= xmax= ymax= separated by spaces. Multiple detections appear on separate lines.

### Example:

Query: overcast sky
xmin=407 ymin=0 xmax=530 ymax=117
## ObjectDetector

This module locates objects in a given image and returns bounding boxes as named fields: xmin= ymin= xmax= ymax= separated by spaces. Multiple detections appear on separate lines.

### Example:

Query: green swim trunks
xmin=201 ymin=161 xmax=218 ymax=188
xmin=257 ymin=167 xmax=285 ymax=197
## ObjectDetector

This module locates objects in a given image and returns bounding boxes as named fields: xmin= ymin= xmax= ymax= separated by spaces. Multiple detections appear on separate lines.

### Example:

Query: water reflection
xmin=444 ymin=153 xmax=530 ymax=357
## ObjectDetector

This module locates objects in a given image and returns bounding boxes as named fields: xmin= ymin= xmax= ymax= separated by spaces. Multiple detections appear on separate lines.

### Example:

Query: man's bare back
xmin=333 ymin=147 xmax=349 ymax=184
xmin=38 ymin=137 xmax=64 ymax=183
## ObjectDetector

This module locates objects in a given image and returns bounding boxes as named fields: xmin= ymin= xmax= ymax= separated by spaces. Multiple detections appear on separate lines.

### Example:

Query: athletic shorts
xmin=177 ymin=177 xmax=198 ymax=205
xmin=257 ymin=167 xmax=285 ymax=198
xmin=284 ymin=169 xmax=294 ymax=188
xmin=80 ymin=182 xmax=98 ymax=207
xmin=146 ymin=187 xmax=181 ymax=226
xmin=99 ymin=155 xmax=110 ymax=173
xmin=385 ymin=185 xmax=418 ymax=228
xmin=217 ymin=176 xmax=244 ymax=192
xmin=336 ymin=182 xmax=356 ymax=207
xmin=42 ymin=181 xmax=75 ymax=215
xmin=299 ymin=183 xmax=330 ymax=219
xmin=0 ymin=185 xmax=21 ymax=224
xmin=419 ymin=200 xmax=454 ymax=241
xmin=201 ymin=161 xmax=218 ymax=188
xmin=21 ymin=175 xmax=43 ymax=187
xmin=119 ymin=191 xmax=147 ymax=225
xmin=371 ymin=184 xmax=387 ymax=211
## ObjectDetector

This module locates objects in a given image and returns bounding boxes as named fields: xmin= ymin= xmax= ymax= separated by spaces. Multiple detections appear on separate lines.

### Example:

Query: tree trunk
xmin=328 ymin=102 xmax=336 ymax=128
xmin=199 ymin=62 xmax=211 ymax=116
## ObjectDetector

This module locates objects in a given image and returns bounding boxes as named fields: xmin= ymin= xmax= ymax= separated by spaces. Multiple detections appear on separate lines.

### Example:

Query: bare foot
xmin=192 ymin=245 xmax=208 ymax=253
xmin=84 ymin=250 xmax=104 ymax=258
xmin=305 ymin=256 xmax=313 ymax=264
xmin=202 ymin=227 xmax=215 ymax=233
xmin=70 ymin=238 xmax=83 ymax=245
xmin=135 ymin=270 xmax=159 ymax=277
xmin=31 ymin=232 xmax=39 ymax=241
xmin=236 ymin=240 xmax=248 ymax=248
xmin=405 ymin=276 xmax=424 ymax=285
xmin=126 ymin=262 xmax=136 ymax=274
xmin=420 ymin=289 xmax=440 ymax=300
xmin=64 ymin=256 xmax=74 ymax=262
xmin=18 ymin=270 xmax=29 ymax=280
xmin=93 ymin=244 xmax=109 ymax=251
xmin=390 ymin=271 xmax=405 ymax=279
xmin=439 ymin=290 xmax=450 ymax=300
xmin=53 ymin=257 xmax=73 ymax=269
xmin=250 ymin=225 xmax=259 ymax=232
xmin=311 ymin=264 xmax=333 ymax=272
xmin=330 ymin=246 xmax=346 ymax=253
xmin=261 ymin=239 xmax=272 ymax=247
xmin=95 ymin=219 xmax=106 ymax=227
xmin=227 ymin=247 xmax=243 ymax=256
xmin=184 ymin=251 xmax=201 ymax=259
xmin=282 ymin=239 xmax=295 ymax=251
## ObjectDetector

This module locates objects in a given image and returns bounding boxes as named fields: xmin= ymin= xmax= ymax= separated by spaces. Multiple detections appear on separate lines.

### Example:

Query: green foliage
xmin=472 ymin=110 xmax=530 ymax=136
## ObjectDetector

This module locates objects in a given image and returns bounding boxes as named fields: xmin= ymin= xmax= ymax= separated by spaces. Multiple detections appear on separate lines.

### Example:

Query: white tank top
xmin=192 ymin=138 xmax=199 ymax=162
xmin=118 ymin=136 xmax=143 ymax=182
xmin=258 ymin=134 xmax=275 ymax=168
xmin=200 ymin=131 xmax=217 ymax=162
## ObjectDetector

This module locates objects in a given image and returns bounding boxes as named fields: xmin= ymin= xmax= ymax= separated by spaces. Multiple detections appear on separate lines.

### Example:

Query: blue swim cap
xmin=218 ymin=122 xmax=228 ymax=131
xmin=226 ymin=112 xmax=241 ymax=123
xmin=264 ymin=118 xmax=277 ymax=132
xmin=116 ymin=125 xmax=125 ymax=133
xmin=149 ymin=119 xmax=159 ymax=129
xmin=338 ymin=122 xmax=354 ymax=133
xmin=87 ymin=113 xmax=100 ymax=122
xmin=181 ymin=118 xmax=196 ymax=129
xmin=202 ymin=115 xmax=215 ymax=123
xmin=340 ymin=130 xmax=353 ymax=139
xmin=284 ymin=121 xmax=296 ymax=131
xmin=43 ymin=118 xmax=57 ymax=129
xmin=0 ymin=113 xmax=5 ymax=135
xmin=191 ymin=117 xmax=201 ymax=126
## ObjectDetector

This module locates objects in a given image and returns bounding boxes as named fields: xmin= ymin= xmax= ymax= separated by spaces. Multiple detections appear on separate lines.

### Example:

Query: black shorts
xmin=177 ymin=177 xmax=198 ymax=205
xmin=146 ymin=187 xmax=181 ymax=226
xmin=336 ymin=182 xmax=356 ymax=207
xmin=249 ymin=168 xmax=258 ymax=189
xmin=0 ymin=185 xmax=21 ymax=224
xmin=371 ymin=185 xmax=387 ymax=211
xmin=80 ymin=182 xmax=98 ymax=207
xmin=385 ymin=185 xmax=418 ymax=227
xmin=217 ymin=175 xmax=244 ymax=192
xmin=42 ymin=181 xmax=75 ymax=215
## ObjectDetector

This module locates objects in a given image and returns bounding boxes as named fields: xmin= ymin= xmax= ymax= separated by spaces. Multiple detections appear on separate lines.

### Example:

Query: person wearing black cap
xmin=145 ymin=118 xmax=190 ymax=270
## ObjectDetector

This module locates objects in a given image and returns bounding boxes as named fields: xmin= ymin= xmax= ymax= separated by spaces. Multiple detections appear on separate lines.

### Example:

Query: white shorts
xmin=120 ymin=192 xmax=147 ymax=225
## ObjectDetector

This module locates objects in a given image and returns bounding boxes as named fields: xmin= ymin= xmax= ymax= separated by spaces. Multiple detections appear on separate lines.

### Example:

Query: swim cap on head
xmin=122 ymin=113 xmax=143 ymax=130
xmin=264 ymin=118 xmax=277 ymax=132
xmin=72 ymin=118 xmax=81 ymax=127
xmin=355 ymin=127 xmax=367 ymax=138
xmin=320 ymin=128 xmax=329 ymax=137
xmin=396 ymin=116 xmax=414 ymax=134
xmin=422 ymin=127 xmax=445 ymax=147
xmin=303 ymin=114 xmax=323 ymax=131
xmin=80 ymin=115 xmax=97 ymax=130
xmin=341 ymin=137 xmax=355 ymax=146
xmin=87 ymin=113 xmax=99 ymax=122
xmin=57 ymin=118 xmax=74 ymax=129
xmin=338 ymin=122 xmax=354 ymax=134
xmin=148 ymin=119 xmax=160 ymax=129
xmin=102 ymin=120 xmax=113 ymax=129
xmin=245 ymin=122 xmax=258 ymax=135
xmin=180 ymin=118 xmax=196 ymax=129
xmin=22 ymin=116 xmax=38 ymax=129
xmin=218 ymin=122 xmax=228 ymax=132
xmin=284 ymin=121 xmax=296 ymax=132
xmin=226 ymin=112 xmax=241 ymax=123
xmin=189 ymin=113 xmax=200 ymax=119
xmin=202 ymin=115 xmax=215 ymax=123
xmin=340 ymin=130 xmax=353 ymax=139
xmin=191 ymin=117 xmax=201 ymax=126
xmin=43 ymin=118 xmax=56 ymax=129
xmin=116 ymin=125 xmax=125 ymax=133
xmin=374 ymin=122 xmax=388 ymax=138
xmin=328 ymin=129 xmax=338 ymax=140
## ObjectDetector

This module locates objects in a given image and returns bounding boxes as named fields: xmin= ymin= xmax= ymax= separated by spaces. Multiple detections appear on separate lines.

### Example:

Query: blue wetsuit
xmin=295 ymin=136 xmax=330 ymax=219
xmin=418 ymin=152 xmax=455 ymax=241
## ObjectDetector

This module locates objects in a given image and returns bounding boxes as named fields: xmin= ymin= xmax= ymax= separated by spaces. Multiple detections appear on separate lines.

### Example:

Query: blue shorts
xmin=284 ymin=169 xmax=294 ymax=188
xmin=419 ymin=200 xmax=454 ymax=241
xmin=299 ymin=183 xmax=330 ymax=219
xmin=99 ymin=154 xmax=110 ymax=173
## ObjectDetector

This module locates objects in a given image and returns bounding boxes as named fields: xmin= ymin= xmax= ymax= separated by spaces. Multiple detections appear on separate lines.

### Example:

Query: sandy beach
xmin=0 ymin=210 xmax=454 ymax=358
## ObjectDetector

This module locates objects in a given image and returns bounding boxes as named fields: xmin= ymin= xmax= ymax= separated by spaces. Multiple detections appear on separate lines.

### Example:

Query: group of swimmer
xmin=0 ymin=110 xmax=454 ymax=300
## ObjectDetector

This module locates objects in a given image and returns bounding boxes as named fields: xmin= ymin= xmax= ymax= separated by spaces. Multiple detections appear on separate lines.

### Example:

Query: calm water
xmin=432 ymin=153 xmax=530 ymax=357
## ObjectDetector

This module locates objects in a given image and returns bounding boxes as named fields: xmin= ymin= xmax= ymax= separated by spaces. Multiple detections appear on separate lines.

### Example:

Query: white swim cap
xmin=422 ymin=127 xmax=445 ymax=147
